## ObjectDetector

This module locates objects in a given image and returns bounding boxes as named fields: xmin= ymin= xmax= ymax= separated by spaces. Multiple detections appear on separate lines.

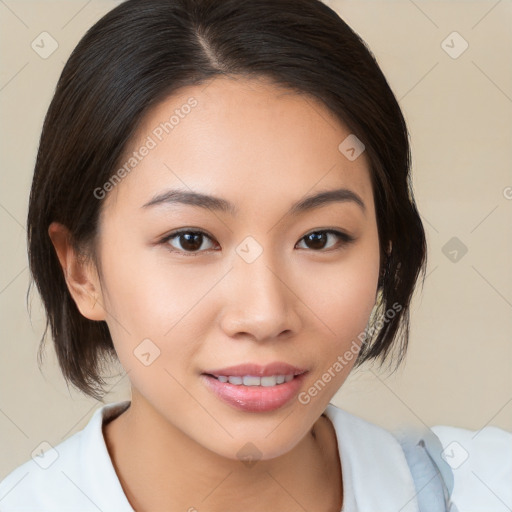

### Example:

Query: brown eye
xmin=162 ymin=230 xmax=216 ymax=254
xmin=296 ymin=230 xmax=355 ymax=251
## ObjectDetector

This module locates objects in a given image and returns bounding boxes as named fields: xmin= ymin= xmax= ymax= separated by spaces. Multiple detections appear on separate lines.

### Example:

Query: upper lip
xmin=203 ymin=362 xmax=308 ymax=378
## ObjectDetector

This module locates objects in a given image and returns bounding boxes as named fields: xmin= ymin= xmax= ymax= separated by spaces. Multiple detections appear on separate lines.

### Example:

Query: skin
xmin=49 ymin=76 xmax=381 ymax=512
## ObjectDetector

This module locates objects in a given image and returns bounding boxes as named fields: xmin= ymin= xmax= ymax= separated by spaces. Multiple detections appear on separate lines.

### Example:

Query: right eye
xmin=159 ymin=229 xmax=219 ymax=256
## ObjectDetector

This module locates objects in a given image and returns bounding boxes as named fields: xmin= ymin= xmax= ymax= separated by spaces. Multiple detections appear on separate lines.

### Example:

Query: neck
xmin=103 ymin=395 xmax=342 ymax=512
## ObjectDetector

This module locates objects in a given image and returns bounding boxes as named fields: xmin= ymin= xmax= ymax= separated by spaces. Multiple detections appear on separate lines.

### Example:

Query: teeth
xmin=215 ymin=374 xmax=296 ymax=386
xmin=243 ymin=376 xmax=261 ymax=386
xmin=260 ymin=376 xmax=277 ymax=387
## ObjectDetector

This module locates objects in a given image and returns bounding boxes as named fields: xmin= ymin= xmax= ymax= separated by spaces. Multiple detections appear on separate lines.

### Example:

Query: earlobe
xmin=47 ymin=222 xmax=106 ymax=322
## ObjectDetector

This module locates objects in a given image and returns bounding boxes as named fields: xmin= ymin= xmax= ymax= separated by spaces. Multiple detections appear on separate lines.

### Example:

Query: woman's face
xmin=94 ymin=76 xmax=380 ymax=460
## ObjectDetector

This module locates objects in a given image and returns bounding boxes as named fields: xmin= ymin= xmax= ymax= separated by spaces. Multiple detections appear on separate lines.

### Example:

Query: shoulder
xmin=324 ymin=403 xmax=422 ymax=512
xmin=0 ymin=401 xmax=132 ymax=512
xmin=323 ymin=403 xmax=458 ymax=512
xmin=0 ymin=430 xmax=85 ymax=511
xmin=431 ymin=424 xmax=512 ymax=512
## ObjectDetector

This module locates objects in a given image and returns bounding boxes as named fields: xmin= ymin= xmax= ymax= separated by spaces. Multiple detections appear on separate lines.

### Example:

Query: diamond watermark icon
xmin=236 ymin=236 xmax=263 ymax=264
xmin=31 ymin=32 xmax=58 ymax=59
xmin=442 ymin=236 xmax=468 ymax=263
xmin=338 ymin=134 xmax=365 ymax=161
xmin=31 ymin=441 xmax=59 ymax=469
xmin=134 ymin=338 xmax=161 ymax=366
xmin=441 ymin=31 xmax=469 ymax=59
xmin=441 ymin=441 xmax=469 ymax=469
xmin=237 ymin=442 xmax=262 ymax=468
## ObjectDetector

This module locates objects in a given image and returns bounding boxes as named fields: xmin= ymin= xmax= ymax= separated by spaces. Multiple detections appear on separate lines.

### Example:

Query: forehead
xmin=102 ymin=76 xmax=374 ymax=218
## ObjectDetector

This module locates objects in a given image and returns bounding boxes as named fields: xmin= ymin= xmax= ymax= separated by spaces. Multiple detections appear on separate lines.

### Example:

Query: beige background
xmin=0 ymin=0 xmax=511 ymax=479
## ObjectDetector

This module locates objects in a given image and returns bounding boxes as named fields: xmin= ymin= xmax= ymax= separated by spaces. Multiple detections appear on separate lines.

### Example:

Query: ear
xmin=48 ymin=222 xmax=106 ymax=322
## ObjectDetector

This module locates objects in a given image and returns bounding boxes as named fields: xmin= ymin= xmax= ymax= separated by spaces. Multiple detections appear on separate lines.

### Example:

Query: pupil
xmin=307 ymin=232 xmax=326 ymax=249
xmin=181 ymin=233 xmax=202 ymax=251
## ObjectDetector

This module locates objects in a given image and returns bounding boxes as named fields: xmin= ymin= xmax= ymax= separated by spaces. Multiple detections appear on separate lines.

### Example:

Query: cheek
xmin=304 ymin=243 xmax=379 ymax=337
xmin=99 ymin=234 xmax=215 ymax=329
xmin=329 ymin=263 xmax=378 ymax=337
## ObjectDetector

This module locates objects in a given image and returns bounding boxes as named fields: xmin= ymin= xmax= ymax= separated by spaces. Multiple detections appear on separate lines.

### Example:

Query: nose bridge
xmin=220 ymin=245 xmax=300 ymax=340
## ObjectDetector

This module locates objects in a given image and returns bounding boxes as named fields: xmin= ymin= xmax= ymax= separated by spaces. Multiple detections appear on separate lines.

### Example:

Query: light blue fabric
xmin=392 ymin=426 xmax=459 ymax=512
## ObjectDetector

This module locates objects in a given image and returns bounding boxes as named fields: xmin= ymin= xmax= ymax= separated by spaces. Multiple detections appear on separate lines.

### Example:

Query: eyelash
xmin=158 ymin=228 xmax=356 ymax=257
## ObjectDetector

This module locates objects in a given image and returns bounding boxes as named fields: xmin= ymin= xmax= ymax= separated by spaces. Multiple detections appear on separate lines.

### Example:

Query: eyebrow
xmin=141 ymin=187 xmax=366 ymax=216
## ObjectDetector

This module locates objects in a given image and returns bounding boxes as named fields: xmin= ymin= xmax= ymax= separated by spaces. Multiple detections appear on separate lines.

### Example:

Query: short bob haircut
xmin=27 ymin=0 xmax=427 ymax=401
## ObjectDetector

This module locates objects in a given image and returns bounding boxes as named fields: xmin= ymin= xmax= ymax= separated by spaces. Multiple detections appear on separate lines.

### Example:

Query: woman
xmin=0 ymin=0 xmax=450 ymax=510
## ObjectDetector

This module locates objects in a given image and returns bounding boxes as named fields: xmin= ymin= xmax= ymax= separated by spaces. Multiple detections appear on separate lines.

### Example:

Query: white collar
xmin=324 ymin=403 xmax=420 ymax=512
xmin=83 ymin=400 xmax=134 ymax=510
xmin=89 ymin=401 xmax=420 ymax=512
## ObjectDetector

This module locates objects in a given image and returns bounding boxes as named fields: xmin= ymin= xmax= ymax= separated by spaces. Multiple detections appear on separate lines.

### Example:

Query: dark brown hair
xmin=27 ymin=0 xmax=427 ymax=401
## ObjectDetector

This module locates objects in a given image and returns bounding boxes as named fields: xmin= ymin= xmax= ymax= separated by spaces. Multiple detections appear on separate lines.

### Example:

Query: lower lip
xmin=201 ymin=373 xmax=307 ymax=412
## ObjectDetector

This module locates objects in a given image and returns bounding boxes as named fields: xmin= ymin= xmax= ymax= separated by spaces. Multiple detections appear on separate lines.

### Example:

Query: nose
xmin=219 ymin=254 xmax=302 ymax=342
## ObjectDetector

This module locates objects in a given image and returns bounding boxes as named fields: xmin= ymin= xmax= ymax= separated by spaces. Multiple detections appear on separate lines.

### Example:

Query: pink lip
xmin=201 ymin=373 xmax=307 ymax=412
xmin=200 ymin=362 xmax=309 ymax=413
xmin=202 ymin=362 xmax=307 ymax=378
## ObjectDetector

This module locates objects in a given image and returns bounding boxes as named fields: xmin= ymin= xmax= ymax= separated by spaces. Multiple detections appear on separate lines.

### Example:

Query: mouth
xmin=206 ymin=373 xmax=298 ymax=386
xmin=200 ymin=362 xmax=309 ymax=412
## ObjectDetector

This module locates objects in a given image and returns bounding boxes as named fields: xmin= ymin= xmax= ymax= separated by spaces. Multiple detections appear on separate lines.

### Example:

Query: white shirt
xmin=431 ymin=424 xmax=512 ymax=512
xmin=0 ymin=401 xmax=419 ymax=512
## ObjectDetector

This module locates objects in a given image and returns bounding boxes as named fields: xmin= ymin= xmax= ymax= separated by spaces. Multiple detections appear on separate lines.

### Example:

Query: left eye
xmin=296 ymin=230 xmax=354 ymax=251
